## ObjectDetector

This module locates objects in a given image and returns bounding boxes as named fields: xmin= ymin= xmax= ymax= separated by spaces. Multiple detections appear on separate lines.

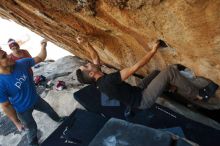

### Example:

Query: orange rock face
xmin=0 ymin=0 xmax=219 ymax=84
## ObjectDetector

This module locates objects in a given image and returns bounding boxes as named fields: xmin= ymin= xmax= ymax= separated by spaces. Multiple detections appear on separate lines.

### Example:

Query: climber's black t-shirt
xmin=96 ymin=71 xmax=142 ymax=107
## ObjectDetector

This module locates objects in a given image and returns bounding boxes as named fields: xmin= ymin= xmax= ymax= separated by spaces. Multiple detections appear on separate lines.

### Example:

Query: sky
xmin=0 ymin=19 xmax=72 ymax=60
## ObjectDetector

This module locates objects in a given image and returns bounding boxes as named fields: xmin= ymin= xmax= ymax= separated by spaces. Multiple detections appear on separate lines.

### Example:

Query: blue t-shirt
xmin=0 ymin=58 xmax=39 ymax=113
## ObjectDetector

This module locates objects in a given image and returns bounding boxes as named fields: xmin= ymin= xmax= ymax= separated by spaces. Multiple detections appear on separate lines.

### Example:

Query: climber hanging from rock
xmin=76 ymin=37 xmax=219 ymax=110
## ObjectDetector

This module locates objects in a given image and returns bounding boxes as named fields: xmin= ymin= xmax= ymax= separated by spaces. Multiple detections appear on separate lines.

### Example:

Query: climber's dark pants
xmin=138 ymin=65 xmax=199 ymax=109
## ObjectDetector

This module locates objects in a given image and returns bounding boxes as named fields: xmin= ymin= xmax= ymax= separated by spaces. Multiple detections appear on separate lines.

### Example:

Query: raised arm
xmin=76 ymin=36 xmax=100 ymax=65
xmin=1 ymin=101 xmax=24 ymax=131
xmin=84 ymin=42 xmax=100 ymax=65
xmin=34 ymin=39 xmax=47 ymax=64
xmin=120 ymin=41 xmax=160 ymax=81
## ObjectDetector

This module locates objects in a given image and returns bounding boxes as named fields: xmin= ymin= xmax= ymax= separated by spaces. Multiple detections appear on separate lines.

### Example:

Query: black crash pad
xmin=73 ymin=84 xmax=220 ymax=146
xmin=41 ymin=109 xmax=108 ymax=146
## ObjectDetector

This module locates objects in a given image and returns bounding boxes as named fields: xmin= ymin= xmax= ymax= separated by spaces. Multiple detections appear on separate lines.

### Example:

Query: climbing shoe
xmin=199 ymin=81 xmax=219 ymax=101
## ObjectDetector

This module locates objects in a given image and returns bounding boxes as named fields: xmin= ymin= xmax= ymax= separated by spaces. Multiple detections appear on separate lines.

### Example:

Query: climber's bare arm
xmin=76 ymin=36 xmax=100 ymax=65
xmin=120 ymin=41 xmax=160 ymax=81
xmin=85 ymin=42 xmax=100 ymax=65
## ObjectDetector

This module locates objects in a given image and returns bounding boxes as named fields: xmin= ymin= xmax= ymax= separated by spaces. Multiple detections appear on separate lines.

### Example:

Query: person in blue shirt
xmin=0 ymin=40 xmax=64 ymax=146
